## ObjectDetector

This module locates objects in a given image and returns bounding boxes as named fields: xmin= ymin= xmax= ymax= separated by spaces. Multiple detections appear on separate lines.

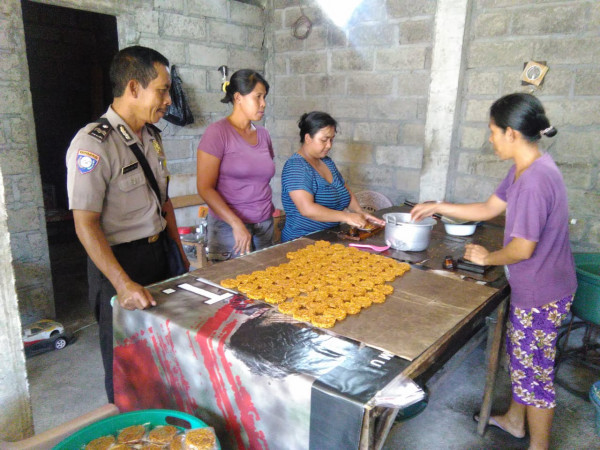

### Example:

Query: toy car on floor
xmin=23 ymin=319 xmax=74 ymax=356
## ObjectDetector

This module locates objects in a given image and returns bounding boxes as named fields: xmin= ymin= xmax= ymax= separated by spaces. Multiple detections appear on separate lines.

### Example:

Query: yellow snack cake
xmin=84 ymin=435 xmax=115 ymax=450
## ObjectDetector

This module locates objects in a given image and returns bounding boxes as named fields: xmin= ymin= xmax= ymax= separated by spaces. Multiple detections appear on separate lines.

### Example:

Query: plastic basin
xmin=573 ymin=253 xmax=600 ymax=325
xmin=53 ymin=409 xmax=219 ymax=449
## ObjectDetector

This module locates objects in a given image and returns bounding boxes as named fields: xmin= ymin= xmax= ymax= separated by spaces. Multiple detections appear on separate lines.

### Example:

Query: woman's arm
xmin=196 ymin=150 xmax=251 ymax=255
xmin=464 ymin=238 xmax=537 ymax=266
xmin=289 ymin=189 xmax=368 ymax=228
xmin=411 ymin=194 xmax=507 ymax=223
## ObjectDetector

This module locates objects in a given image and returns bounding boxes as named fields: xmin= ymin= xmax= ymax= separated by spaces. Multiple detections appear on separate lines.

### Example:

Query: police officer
xmin=66 ymin=46 xmax=189 ymax=402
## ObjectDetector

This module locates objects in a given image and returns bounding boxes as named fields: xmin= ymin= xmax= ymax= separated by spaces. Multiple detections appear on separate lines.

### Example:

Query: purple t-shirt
xmin=198 ymin=118 xmax=275 ymax=223
xmin=494 ymin=153 xmax=577 ymax=309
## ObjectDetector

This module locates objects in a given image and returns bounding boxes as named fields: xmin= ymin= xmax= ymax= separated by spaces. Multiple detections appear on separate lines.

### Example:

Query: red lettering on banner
xmin=196 ymin=300 xmax=268 ymax=449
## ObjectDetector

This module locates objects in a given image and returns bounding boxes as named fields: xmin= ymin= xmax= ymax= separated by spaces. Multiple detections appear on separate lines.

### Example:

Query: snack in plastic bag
xmin=148 ymin=424 xmax=178 ymax=444
xmin=184 ymin=427 xmax=217 ymax=450
xmin=117 ymin=424 xmax=147 ymax=444
xmin=84 ymin=435 xmax=115 ymax=450
xmin=139 ymin=444 xmax=166 ymax=449
xmin=169 ymin=434 xmax=185 ymax=450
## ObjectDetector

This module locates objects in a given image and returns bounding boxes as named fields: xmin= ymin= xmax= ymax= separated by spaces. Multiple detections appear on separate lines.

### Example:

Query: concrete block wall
xmin=1 ymin=0 xmax=266 ymax=323
xmin=0 ymin=0 xmax=55 ymax=324
xmin=450 ymin=0 xmax=600 ymax=252
xmin=150 ymin=0 xmax=268 ymax=227
xmin=265 ymin=0 xmax=436 ymax=208
xmin=0 ymin=164 xmax=33 ymax=442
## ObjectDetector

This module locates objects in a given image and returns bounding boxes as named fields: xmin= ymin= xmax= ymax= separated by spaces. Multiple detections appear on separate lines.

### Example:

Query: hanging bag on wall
xmin=163 ymin=65 xmax=194 ymax=127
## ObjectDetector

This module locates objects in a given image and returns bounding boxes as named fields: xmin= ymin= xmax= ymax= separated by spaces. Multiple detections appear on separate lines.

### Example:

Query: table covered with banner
xmin=113 ymin=209 xmax=509 ymax=449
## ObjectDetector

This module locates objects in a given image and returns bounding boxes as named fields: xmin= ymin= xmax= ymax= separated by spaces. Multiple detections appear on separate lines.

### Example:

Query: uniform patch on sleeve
xmin=76 ymin=150 xmax=100 ymax=174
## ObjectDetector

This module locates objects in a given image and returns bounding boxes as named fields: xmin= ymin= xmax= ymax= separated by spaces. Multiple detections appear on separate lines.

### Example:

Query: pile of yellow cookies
xmin=220 ymin=241 xmax=410 ymax=329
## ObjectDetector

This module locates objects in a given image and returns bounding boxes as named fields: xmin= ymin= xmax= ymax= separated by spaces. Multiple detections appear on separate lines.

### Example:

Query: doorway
xmin=21 ymin=0 xmax=118 ymax=328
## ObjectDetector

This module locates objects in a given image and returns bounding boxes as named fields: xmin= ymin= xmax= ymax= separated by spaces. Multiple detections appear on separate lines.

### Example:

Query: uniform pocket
xmin=118 ymin=171 xmax=150 ymax=213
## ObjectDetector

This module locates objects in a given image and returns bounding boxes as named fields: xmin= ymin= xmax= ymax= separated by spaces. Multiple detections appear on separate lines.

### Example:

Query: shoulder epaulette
xmin=146 ymin=123 xmax=163 ymax=146
xmin=147 ymin=123 xmax=161 ymax=134
xmin=146 ymin=123 xmax=162 ymax=140
xmin=88 ymin=117 xmax=113 ymax=142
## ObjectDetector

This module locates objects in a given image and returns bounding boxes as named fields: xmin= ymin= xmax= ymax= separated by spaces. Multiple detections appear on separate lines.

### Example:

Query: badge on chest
xmin=151 ymin=139 xmax=164 ymax=157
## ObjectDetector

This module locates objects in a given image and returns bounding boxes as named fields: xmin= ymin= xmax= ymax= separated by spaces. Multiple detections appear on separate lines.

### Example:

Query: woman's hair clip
xmin=222 ymin=81 xmax=230 ymax=93
xmin=540 ymin=126 xmax=554 ymax=136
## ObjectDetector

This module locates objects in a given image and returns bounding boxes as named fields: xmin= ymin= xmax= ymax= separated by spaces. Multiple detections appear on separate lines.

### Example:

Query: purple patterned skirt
xmin=506 ymin=294 xmax=574 ymax=408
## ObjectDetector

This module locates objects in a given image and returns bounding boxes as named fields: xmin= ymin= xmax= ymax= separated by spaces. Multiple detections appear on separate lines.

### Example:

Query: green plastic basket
xmin=53 ymin=409 xmax=219 ymax=449
xmin=573 ymin=253 xmax=600 ymax=325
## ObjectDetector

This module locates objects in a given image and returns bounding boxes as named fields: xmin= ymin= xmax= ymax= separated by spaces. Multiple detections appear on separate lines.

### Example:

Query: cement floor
xmin=26 ymin=320 xmax=599 ymax=449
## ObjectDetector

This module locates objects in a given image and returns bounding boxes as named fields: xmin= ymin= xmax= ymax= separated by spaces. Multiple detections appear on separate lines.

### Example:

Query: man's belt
xmin=115 ymin=233 xmax=162 ymax=248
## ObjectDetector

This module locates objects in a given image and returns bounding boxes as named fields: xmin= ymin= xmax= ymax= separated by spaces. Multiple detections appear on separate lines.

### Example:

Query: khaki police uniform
xmin=66 ymin=106 xmax=171 ymax=402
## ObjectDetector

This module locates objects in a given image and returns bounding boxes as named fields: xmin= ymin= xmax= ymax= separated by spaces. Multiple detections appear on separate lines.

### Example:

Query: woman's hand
xmin=343 ymin=212 xmax=368 ymax=228
xmin=232 ymin=222 xmax=252 ymax=256
xmin=464 ymin=243 xmax=489 ymax=265
xmin=365 ymin=213 xmax=386 ymax=227
xmin=410 ymin=202 xmax=441 ymax=222
xmin=343 ymin=211 xmax=385 ymax=228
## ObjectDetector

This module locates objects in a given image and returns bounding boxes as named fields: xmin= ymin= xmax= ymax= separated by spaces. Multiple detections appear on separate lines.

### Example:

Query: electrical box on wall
xmin=521 ymin=61 xmax=548 ymax=86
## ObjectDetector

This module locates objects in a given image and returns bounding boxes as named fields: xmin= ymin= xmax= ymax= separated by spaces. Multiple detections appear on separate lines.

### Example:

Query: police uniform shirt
xmin=66 ymin=106 xmax=169 ymax=245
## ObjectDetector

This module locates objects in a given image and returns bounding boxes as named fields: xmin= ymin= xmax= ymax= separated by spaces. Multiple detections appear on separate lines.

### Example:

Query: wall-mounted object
xmin=521 ymin=61 xmax=548 ymax=87
xmin=218 ymin=65 xmax=228 ymax=93
xmin=292 ymin=12 xmax=312 ymax=40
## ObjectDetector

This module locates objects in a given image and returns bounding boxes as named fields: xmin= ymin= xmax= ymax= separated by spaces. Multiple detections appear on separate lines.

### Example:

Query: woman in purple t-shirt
xmin=197 ymin=70 xmax=275 ymax=260
xmin=411 ymin=93 xmax=576 ymax=450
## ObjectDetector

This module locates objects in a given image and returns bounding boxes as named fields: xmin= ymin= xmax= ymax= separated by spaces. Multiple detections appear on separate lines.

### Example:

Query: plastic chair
xmin=0 ymin=404 xmax=119 ymax=450
xmin=354 ymin=191 xmax=393 ymax=213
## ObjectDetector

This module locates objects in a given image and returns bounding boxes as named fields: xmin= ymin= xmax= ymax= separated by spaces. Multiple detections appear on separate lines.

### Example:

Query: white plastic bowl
xmin=443 ymin=222 xmax=476 ymax=236
xmin=441 ymin=216 xmax=476 ymax=236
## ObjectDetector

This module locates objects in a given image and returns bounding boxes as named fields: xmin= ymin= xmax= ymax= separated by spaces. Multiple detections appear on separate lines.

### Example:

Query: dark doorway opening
xmin=21 ymin=0 xmax=118 ymax=328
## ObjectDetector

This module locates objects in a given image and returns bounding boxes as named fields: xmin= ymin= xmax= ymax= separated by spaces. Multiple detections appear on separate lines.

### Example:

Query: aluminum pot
xmin=383 ymin=213 xmax=436 ymax=252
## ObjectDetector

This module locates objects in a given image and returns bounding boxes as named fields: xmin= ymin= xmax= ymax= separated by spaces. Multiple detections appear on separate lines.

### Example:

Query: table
xmin=329 ymin=206 xmax=509 ymax=442
xmin=113 ymin=208 xmax=509 ymax=449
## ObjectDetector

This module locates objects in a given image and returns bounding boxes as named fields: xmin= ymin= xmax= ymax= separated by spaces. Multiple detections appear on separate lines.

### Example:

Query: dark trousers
xmin=88 ymin=235 xmax=170 ymax=403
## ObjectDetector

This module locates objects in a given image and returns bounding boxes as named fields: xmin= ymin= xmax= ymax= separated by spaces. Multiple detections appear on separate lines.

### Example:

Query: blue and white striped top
xmin=281 ymin=153 xmax=351 ymax=242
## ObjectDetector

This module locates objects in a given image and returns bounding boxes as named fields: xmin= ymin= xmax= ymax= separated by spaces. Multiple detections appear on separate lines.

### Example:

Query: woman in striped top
xmin=281 ymin=111 xmax=384 ymax=242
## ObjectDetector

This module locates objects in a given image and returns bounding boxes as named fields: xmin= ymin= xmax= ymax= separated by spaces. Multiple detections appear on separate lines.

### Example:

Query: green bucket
xmin=53 ymin=409 xmax=219 ymax=449
xmin=573 ymin=254 xmax=600 ymax=325
xmin=591 ymin=381 xmax=600 ymax=437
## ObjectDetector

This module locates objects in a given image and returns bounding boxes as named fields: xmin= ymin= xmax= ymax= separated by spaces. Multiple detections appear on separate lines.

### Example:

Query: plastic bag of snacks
xmin=83 ymin=434 xmax=116 ymax=450
xmin=83 ymin=423 xmax=186 ymax=449
xmin=183 ymin=427 xmax=218 ymax=450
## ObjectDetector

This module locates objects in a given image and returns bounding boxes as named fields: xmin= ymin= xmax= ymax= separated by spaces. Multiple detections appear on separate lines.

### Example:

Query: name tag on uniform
xmin=122 ymin=162 xmax=139 ymax=174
